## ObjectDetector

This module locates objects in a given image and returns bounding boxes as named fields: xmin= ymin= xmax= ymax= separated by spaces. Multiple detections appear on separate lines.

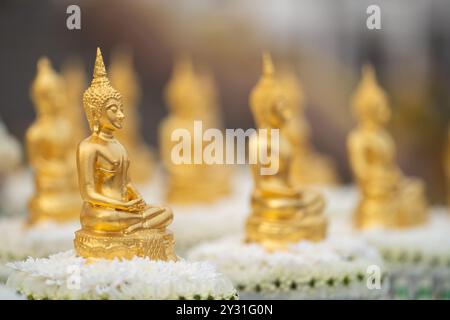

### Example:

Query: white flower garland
xmin=6 ymin=250 xmax=237 ymax=300
xmin=0 ymin=217 xmax=77 ymax=281
xmin=329 ymin=207 xmax=450 ymax=299
xmin=187 ymin=235 xmax=387 ymax=299
xmin=330 ymin=209 xmax=450 ymax=269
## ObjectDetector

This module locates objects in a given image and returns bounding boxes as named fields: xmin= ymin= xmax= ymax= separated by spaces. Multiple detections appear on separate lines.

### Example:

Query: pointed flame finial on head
xmin=92 ymin=47 xmax=109 ymax=86
xmin=361 ymin=63 xmax=376 ymax=84
xmin=37 ymin=56 xmax=51 ymax=72
xmin=262 ymin=52 xmax=275 ymax=77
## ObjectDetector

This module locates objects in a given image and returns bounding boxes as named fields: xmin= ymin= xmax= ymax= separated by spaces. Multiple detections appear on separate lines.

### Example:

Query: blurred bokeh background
xmin=0 ymin=0 xmax=449 ymax=203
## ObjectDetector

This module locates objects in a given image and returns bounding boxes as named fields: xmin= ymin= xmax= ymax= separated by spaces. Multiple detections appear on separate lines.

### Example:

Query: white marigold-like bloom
xmin=6 ymin=250 xmax=237 ymax=300
xmin=187 ymin=235 xmax=387 ymax=299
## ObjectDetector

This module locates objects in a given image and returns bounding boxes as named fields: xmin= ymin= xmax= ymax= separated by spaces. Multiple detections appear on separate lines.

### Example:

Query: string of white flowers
xmin=6 ymin=250 xmax=237 ymax=300
xmin=0 ymin=218 xmax=78 ymax=281
xmin=188 ymin=234 xmax=388 ymax=299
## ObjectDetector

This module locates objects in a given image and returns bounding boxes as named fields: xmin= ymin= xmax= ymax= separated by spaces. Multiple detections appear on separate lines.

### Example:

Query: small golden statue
xmin=159 ymin=56 xmax=230 ymax=203
xmin=27 ymin=57 xmax=81 ymax=225
xmin=278 ymin=68 xmax=340 ymax=186
xmin=245 ymin=54 xmax=327 ymax=251
xmin=446 ymin=125 xmax=450 ymax=209
xmin=348 ymin=65 xmax=428 ymax=229
xmin=74 ymin=48 xmax=176 ymax=261
xmin=110 ymin=48 xmax=155 ymax=183
xmin=61 ymin=58 xmax=89 ymax=144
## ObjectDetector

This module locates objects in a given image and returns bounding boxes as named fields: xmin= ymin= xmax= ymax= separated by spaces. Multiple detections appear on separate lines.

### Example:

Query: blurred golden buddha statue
xmin=110 ymin=48 xmax=155 ymax=184
xmin=159 ymin=56 xmax=230 ymax=204
xmin=74 ymin=48 xmax=176 ymax=261
xmin=27 ymin=57 xmax=81 ymax=225
xmin=447 ymin=125 xmax=450 ymax=208
xmin=279 ymin=68 xmax=339 ymax=186
xmin=245 ymin=54 xmax=327 ymax=251
xmin=348 ymin=65 xmax=428 ymax=229
xmin=61 ymin=58 xmax=88 ymax=144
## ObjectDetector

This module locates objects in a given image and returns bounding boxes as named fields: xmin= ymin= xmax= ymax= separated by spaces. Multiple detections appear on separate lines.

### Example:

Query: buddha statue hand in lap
xmin=74 ymin=48 xmax=176 ymax=261
xmin=27 ymin=57 xmax=81 ymax=225
xmin=245 ymin=54 xmax=327 ymax=251
xmin=347 ymin=65 xmax=428 ymax=229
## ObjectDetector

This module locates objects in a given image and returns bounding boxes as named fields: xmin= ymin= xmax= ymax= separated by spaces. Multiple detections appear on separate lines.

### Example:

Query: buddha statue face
xmin=102 ymin=97 xmax=125 ymax=131
xmin=352 ymin=65 xmax=390 ymax=127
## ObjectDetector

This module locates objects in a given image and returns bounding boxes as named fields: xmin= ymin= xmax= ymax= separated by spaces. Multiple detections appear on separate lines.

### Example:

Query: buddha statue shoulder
xmin=159 ymin=56 xmax=229 ymax=203
xmin=278 ymin=68 xmax=339 ymax=186
xmin=26 ymin=57 xmax=81 ymax=225
xmin=245 ymin=54 xmax=327 ymax=251
xmin=110 ymin=48 xmax=154 ymax=184
xmin=74 ymin=48 xmax=176 ymax=261
xmin=348 ymin=65 xmax=427 ymax=229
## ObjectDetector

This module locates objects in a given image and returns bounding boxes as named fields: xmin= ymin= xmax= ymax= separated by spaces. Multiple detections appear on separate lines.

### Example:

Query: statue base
xmin=74 ymin=229 xmax=177 ymax=261
xmin=6 ymin=250 xmax=237 ymax=300
xmin=188 ymin=234 xmax=388 ymax=299
xmin=246 ymin=189 xmax=327 ymax=251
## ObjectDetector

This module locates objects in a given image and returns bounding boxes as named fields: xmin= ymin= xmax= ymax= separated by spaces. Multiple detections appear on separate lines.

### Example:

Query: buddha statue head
xmin=83 ymin=48 xmax=124 ymax=134
xmin=250 ymin=53 xmax=290 ymax=129
xmin=110 ymin=47 xmax=141 ymax=109
xmin=351 ymin=64 xmax=390 ymax=127
xmin=31 ymin=57 xmax=66 ymax=116
xmin=164 ymin=55 xmax=205 ymax=118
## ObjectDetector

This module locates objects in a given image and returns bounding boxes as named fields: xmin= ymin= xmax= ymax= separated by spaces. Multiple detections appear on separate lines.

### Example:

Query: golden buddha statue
xmin=74 ymin=48 xmax=176 ymax=261
xmin=347 ymin=65 xmax=428 ymax=229
xmin=61 ymin=58 xmax=88 ymax=144
xmin=245 ymin=54 xmax=327 ymax=251
xmin=110 ymin=48 xmax=155 ymax=183
xmin=447 ymin=125 xmax=450 ymax=209
xmin=27 ymin=57 xmax=81 ymax=225
xmin=279 ymin=68 xmax=340 ymax=186
xmin=159 ymin=56 xmax=230 ymax=203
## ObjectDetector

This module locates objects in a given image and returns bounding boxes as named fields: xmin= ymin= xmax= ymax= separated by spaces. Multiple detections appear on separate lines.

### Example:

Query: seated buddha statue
xmin=74 ymin=48 xmax=176 ymax=261
xmin=26 ymin=57 xmax=81 ymax=225
xmin=159 ymin=56 xmax=230 ymax=204
xmin=110 ymin=48 xmax=155 ymax=184
xmin=245 ymin=54 xmax=327 ymax=251
xmin=347 ymin=65 xmax=428 ymax=229
xmin=278 ymin=68 xmax=340 ymax=186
